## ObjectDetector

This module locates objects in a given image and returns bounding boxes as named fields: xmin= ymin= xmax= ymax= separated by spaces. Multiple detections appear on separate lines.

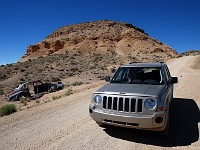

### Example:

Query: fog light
xmin=89 ymin=108 xmax=93 ymax=113
xmin=155 ymin=117 xmax=163 ymax=123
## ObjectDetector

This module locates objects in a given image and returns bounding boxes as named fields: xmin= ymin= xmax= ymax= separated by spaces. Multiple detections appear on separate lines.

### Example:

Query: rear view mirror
xmin=170 ymin=77 xmax=178 ymax=84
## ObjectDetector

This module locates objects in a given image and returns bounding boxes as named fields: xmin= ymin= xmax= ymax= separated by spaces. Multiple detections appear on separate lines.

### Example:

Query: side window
xmin=115 ymin=69 xmax=124 ymax=80
xmin=114 ymin=68 xmax=127 ymax=80
xmin=113 ymin=68 xmax=131 ymax=81
xmin=164 ymin=66 xmax=171 ymax=82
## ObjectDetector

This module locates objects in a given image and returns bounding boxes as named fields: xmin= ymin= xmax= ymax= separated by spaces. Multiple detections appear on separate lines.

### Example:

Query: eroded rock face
xmin=27 ymin=45 xmax=40 ymax=54
xmin=51 ymin=40 xmax=65 ymax=51
xmin=41 ymin=41 xmax=50 ymax=49
xmin=20 ymin=20 xmax=178 ymax=62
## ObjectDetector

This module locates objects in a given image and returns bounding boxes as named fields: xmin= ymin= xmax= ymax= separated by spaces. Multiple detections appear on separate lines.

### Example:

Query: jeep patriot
xmin=89 ymin=62 xmax=178 ymax=135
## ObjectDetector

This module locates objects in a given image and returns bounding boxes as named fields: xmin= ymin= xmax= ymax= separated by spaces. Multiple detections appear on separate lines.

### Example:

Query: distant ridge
xmin=180 ymin=50 xmax=200 ymax=56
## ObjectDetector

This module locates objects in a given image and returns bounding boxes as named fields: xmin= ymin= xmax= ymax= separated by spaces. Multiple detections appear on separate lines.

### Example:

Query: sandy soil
xmin=0 ymin=56 xmax=200 ymax=150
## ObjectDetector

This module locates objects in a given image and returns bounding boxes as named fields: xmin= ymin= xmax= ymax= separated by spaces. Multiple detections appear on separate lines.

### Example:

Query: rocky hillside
xmin=19 ymin=20 xmax=178 ymax=62
xmin=180 ymin=50 xmax=200 ymax=56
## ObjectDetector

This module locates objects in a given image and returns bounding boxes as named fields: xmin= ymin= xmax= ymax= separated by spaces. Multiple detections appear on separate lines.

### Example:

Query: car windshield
xmin=111 ymin=67 xmax=164 ymax=85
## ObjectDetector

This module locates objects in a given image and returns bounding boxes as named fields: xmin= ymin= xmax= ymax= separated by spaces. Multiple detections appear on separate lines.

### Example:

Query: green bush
xmin=0 ymin=104 xmax=17 ymax=117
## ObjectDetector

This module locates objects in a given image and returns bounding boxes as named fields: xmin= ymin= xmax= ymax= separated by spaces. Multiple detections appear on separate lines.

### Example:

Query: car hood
xmin=95 ymin=83 xmax=167 ymax=98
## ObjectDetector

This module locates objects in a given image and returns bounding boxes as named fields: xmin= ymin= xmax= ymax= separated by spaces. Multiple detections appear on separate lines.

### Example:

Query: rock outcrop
xmin=19 ymin=20 xmax=178 ymax=62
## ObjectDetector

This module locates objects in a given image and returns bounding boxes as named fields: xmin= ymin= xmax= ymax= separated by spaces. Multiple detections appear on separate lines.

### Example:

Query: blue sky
xmin=0 ymin=0 xmax=199 ymax=65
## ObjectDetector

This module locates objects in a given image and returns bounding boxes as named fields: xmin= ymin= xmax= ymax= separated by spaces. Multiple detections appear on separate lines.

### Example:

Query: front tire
xmin=96 ymin=121 xmax=104 ymax=127
xmin=158 ymin=108 xmax=170 ymax=136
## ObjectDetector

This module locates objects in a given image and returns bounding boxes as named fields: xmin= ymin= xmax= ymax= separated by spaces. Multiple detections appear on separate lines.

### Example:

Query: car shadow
xmin=103 ymin=98 xmax=200 ymax=147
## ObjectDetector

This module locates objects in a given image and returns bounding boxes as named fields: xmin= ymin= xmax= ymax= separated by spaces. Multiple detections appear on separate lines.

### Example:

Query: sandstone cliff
xmin=19 ymin=20 xmax=178 ymax=62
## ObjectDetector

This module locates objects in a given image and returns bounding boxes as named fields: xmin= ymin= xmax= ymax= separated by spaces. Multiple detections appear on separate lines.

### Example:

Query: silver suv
xmin=89 ymin=62 xmax=178 ymax=135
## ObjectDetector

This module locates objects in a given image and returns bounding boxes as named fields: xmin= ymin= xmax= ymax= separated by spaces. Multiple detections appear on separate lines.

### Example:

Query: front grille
xmin=103 ymin=96 xmax=143 ymax=113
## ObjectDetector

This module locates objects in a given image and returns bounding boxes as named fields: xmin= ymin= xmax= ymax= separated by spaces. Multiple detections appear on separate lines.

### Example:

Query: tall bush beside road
xmin=0 ymin=104 xmax=16 ymax=117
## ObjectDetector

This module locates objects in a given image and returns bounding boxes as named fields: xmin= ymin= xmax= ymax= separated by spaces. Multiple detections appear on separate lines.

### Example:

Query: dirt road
xmin=0 ymin=56 xmax=199 ymax=150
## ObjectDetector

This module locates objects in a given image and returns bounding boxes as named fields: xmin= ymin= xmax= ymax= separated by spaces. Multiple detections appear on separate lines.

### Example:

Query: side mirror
xmin=105 ymin=76 xmax=110 ymax=82
xmin=170 ymin=77 xmax=178 ymax=84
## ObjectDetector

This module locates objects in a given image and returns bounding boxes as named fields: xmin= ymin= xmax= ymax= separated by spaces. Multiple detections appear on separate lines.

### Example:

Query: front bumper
xmin=89 ymin=104 xmax=167 ymax=131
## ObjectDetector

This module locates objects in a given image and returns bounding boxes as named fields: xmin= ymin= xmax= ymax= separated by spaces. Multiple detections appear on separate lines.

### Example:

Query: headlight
xmin=94 ymin=95 xmax=102 ymax=104
xmin=144 ymin=98 xmax=156 ymax=110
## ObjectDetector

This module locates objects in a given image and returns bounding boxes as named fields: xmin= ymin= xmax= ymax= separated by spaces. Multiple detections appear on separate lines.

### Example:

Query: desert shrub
xmin=65 ymin=89 xmax=73 ymax=96
xmin=72 ymin=81 xmax=84 ymax=86
xmin=101 ymin=66 xmax=107 ymax=70
xmin=97 ymin=76 xmax=104 ymax=80
xmin=20 ymin=97 xmax=29 ymax=106
xmin=38 ymin=69 xmax=44 ymax=73
xmin=111 ymin=50 xmax=117 ymax=56
xmin=36 ymin=99 xmax=40 ymax=103
xmin=68 ymin=72 xmax=74 ymax=77
xmin=89 ymin=65 xmax=96 ymax=70
xmin=7 ymin=64 xmax=14 ymax=67
xmin=111 ymin=67 xmax=116 ymax=73
xmin=14 ymin=67 xmax=19 ymax=70
xmin=0 ymin=104 xmax=17 ymax=117
xmin=58 ymin=73 xmax=65 ymax=78
xmin=24 ymin=64 xmax=30 ymax=68
xmin=19 ymin=78 xmax=25 ymax=82
xmin=51 ymin=77 xmax=61 ymax=82
xmin=3 ymin=74 xmax=7 ymax=78
xmin=20 ymin=69 xmax=26 ymax=72
xmin=52 ymin=95 xmax=62 ymax=100
xmin=24 ymin=73 xmax=29 ymax=77
xmin=0 ymin=89 xmax=4 ymax=95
